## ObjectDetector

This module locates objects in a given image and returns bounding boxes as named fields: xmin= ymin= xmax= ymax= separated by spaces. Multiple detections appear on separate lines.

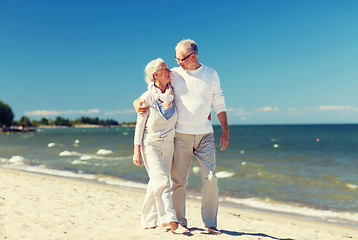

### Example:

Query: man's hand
xmin=217 ymin=111 xmax=229 ymax=151
xmin=133 ymin=98 xmax=149 ymax=116
xmin=219 ymin=130 xmax=229 ymax=151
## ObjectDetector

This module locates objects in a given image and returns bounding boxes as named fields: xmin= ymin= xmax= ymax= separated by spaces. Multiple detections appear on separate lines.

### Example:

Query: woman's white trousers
xmin=141 ymin=139 xmax=177 ymax=228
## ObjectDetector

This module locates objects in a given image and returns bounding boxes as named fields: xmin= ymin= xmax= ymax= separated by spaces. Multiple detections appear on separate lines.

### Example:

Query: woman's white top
xmin=134 ymin=91 xmax=177 ymax=145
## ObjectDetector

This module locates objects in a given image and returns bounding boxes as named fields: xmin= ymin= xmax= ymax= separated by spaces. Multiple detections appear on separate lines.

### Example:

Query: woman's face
xmin=155 ymin=62 xmax=171 ymax=85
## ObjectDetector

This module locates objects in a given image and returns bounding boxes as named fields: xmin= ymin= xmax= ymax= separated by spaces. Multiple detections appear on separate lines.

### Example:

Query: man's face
xmin=175 ymin=48 xmax=195 ymax=70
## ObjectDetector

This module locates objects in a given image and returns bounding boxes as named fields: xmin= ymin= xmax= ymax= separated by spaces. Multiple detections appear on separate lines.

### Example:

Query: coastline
xmin=3 ymin=160 xmax=357 ymax=229
xmin=1 ymin=167 xmax=357 ymax=240
xmin=0 ymin=124 xmax=128 ymax=133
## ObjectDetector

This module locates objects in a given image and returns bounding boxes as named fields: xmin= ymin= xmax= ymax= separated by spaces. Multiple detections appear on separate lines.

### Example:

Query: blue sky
xmin=1 ymin=0 xmax=357 ymax=125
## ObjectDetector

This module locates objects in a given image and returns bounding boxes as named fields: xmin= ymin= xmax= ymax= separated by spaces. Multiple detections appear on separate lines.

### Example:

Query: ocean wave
xmin=97 ymin=176 xmax=147 ymax=189
xmin=57 ymin=151 xmax=132 ymax=164
xmin=2 ymin=164 xmax=96 ymax=180
xmin=48 ymin=142 xmax=64 ymax=148
xmin=72 ymin=160 xmax=87 ymax=165
xmin=59 ymin=150 xmax=126 ymax=161
xmin=96 ymin=149 xmax=113 ymax=155
xmin=216 ymin=171 xmax=235 ymax=178
xmin=117 ymin=156 xmax=132 ymax=160
xmin=191 ymin=167 xmax=234 ymax=178
xmin=1 ymin=163 xmax=146 ymax=190
xmin=80 ymin=155 xmax=94 ymax=160
xmin=346 ymin=183 xmax=358 ymax=190
xmin=59 ymin=151 xmax=82 ymax=157
xmin=48 ymin=143 xmax=56 ymax=148
xmin=9 ymin=156 xmax=25 ymax=165
xmin=224 ymin=197 xmax=358 ymax=225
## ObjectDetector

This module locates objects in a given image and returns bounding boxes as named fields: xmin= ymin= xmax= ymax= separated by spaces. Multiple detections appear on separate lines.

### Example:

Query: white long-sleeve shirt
xmin=171 ymin=64 xmax=226 ymax=134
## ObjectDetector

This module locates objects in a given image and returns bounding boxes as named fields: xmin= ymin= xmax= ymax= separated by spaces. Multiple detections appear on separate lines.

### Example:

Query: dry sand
xmin=1 ymin=167 xmax=357 ymax=240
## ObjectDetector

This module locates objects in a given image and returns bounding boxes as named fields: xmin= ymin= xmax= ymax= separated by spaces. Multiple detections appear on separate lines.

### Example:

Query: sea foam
xmin=192 ymin=167 xmax=234 ymax=178
xmin=9 ymin=156 xmax=25 ymax=164
xmin=225 ymin=197 xmax=358 ymax=225
xmin=96 ymin=149 xmax=113 ymax=155
xmin=347 ymin=183 xmax=358 ymax=190
xmin=97 ymin=176 xmax=147 ymax=189
xmin=72 ymin=160 xmax=87 ymax=165
xmin=48 ymin=142 xmax=63 ymax=148
xmin=80 ymin=155 xmax=94 ymax=160
xmin=216 ymin=171 xmax=235 ymax=178
xmin=48 ymin=143 xmax=56 ymax=148
xmin=59 ymin=151 xmax=82 ymax=157
xmin=2 ymin=164 xmax=96 ymax=181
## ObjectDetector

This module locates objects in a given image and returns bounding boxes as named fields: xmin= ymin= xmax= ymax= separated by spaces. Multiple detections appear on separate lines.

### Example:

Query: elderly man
xmin=134 ymin=39 xmax=229 ymax=233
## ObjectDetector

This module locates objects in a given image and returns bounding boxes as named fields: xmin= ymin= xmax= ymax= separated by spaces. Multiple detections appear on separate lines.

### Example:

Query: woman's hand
xmin=133 ymin=145 xmax=143 ymax=166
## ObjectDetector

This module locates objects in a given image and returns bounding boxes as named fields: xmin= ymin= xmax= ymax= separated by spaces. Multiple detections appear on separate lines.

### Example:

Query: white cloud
xmin=88 ymin=109 xmax=101 ymax=113
xmin=227 ymin=108 xmax=253 ymax=116
xmin=254 ymin=106 xmax=279 ymax=112
xmin=24 ymin=108 xmax=137 ymax=117
xmin=316 ymin=105 xmax=358 ymax=111
xmin=25 ymin=109 xmax=101 ymax=116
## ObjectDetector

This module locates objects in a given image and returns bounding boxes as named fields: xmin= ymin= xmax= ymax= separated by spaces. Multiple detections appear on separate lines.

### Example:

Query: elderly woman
xmin=133 ymin=58 xmax=188 ymax=234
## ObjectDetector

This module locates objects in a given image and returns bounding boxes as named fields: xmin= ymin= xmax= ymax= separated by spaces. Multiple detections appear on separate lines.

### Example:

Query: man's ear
xmin=192 ymin=53 xmax=198 ymax=61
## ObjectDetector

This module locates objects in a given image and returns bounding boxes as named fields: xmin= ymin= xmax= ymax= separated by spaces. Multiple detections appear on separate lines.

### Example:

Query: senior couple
xmin=132 ymin=39 xmax=229 ymax=234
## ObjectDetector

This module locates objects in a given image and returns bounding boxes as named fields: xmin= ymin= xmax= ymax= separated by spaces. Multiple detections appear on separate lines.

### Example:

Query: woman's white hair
xmin=175 ymin=39 xmax=198 ymax=55
xmin=144 ymin=58 xmax=165 ymax=84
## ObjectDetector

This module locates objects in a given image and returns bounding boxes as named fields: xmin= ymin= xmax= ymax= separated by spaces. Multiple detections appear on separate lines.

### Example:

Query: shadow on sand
xmin=186 ymin=227 xmax=295 ymax=240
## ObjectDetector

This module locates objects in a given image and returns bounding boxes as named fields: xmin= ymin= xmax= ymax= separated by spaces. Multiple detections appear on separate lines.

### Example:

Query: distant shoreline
xmin=2 ymin=123 xmax=355 ymax=133
xmin=1 ymin=124 xmax=135 ymax=133
xmin=39 ymin=124 xmax=135 ymax=128
xmin=39 ymin=124 xmax=107 ymax=128
xmin=0 ymin=126 xmax=37 ymax=133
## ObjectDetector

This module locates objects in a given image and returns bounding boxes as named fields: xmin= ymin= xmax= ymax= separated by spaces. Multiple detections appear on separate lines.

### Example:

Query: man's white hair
xmin=144 ymin=58 xmax=165 ymax=84
xmin=175 ymin=39 xmax=198 ymax=55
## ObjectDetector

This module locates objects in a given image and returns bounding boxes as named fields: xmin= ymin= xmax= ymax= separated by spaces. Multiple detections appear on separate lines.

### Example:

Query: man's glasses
xmin=175 ymin=52 xmax=194 ymax=62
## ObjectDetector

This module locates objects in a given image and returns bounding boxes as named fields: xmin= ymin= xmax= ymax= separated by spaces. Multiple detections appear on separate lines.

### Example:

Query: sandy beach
xmin=0 ymin=167 xmax=357 ymax=240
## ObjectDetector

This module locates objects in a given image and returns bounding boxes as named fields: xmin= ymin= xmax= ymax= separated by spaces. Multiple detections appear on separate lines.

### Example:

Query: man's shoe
xmin=207 ymin=227 xmax=221 ymax=235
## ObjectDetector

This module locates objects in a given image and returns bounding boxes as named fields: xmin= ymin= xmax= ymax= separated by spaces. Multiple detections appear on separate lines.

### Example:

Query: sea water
xmin=1 ymin=125 xmax=357 ymax=226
